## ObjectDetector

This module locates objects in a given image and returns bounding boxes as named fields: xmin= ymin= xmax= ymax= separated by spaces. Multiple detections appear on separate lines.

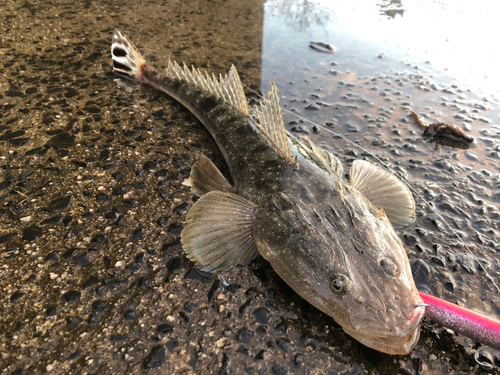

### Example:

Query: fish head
xmin=254 ymin=177 xmax=424 ymax=355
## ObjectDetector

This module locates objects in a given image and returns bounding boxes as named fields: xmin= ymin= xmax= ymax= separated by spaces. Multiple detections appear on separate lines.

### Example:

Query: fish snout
xmin=387 ymin=305 xmax=424 ymax=348
xmin=410 ymin=304 xmax=426 ymax=323
xmin=361 ymin=297 xmax=425 ymax=338
xmin=388 ymin=303 xmax=425 ymax=338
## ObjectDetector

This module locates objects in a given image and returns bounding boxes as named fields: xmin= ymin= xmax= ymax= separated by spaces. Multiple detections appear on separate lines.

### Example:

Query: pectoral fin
xmin=181 ymin=191 xmax=258 ymax=272
xmin=350 ymin=160 xmax=415 ymax=228
xmin=190 ymin=155 xmax=234 ymax=196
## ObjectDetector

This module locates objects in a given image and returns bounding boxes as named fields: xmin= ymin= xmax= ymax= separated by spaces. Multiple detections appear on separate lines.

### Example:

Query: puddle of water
xmin=263 ymin=0 xmax=500 ymax=96
xmin=262 ymin=0 xmax=500 ymax=363
xmin=261 ymin=2 xmax=500 ymax=312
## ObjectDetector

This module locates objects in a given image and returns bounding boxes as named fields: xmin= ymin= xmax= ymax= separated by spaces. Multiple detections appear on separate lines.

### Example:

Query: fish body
xmin=111 ymin=30 xmax=425 ymax=355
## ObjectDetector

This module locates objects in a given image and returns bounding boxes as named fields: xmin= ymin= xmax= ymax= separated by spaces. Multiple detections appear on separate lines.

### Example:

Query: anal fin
xmin=190 ymin=155 xmax=234 ymax=196
xmin=350 ymin=160 xmax=415 ymax=229
xmin=181 ymin=191 xmax=258 ymax=272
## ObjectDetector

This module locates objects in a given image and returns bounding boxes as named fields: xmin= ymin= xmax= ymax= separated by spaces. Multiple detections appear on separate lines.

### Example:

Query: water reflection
xmin=263 ymin=0 xmax=500 ymax=95
xmin=265 ymin=0 xmax=332 ymax=31
xmin=377 ymin=0 xmax=405 ymax=18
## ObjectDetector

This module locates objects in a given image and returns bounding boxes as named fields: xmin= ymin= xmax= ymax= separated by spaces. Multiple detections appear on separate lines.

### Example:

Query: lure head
xmin=253 ymin=166 xmax=424 ymax=355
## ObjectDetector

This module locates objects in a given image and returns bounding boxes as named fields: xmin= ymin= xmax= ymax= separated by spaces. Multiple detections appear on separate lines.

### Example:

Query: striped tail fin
xmin=111 ymin=30 xmax=155 ymax=81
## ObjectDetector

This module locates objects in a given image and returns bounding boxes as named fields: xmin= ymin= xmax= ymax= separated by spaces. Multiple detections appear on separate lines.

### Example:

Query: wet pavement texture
xmin=1 ymin=0 xmax=500 ymax=374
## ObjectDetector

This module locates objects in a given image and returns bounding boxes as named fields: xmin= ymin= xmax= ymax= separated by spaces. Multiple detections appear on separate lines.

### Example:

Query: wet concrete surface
xmin=1 ymin=0 xmax=500 ymax=374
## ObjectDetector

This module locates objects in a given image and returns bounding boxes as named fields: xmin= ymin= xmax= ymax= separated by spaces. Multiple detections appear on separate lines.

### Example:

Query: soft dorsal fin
xmin=166 ymin=60 xmax=249 ymax=116
xmin=301 ymin=136 xmax=343 ymax=177
xmin=190 ymin=155 xmax=234 ymax=197
xmin=350 ymin=160 xmax=415 ymax=228
xmin=254 ymin=81 xmax=291 ymax=162
xmin=323 ymin=150 xmax=343 ymax=177
xmin=181 ymin=191 xmax=259 ymax=272
xmin=302 ymin=136 xmax=327 ymax=163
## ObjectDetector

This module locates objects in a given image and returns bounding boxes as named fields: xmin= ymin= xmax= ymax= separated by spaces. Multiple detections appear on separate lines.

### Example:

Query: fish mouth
xmin=343 ymin=305 xmax=425 ymax=355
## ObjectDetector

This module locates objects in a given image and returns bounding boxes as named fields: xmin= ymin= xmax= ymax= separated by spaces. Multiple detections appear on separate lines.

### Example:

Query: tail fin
xmin=111 ymin=30 xmax=155 ymax=81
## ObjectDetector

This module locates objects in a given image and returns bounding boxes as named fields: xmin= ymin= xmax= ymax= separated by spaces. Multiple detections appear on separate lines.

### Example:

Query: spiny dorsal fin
xmin=350 ymin=160 xmax=415 ymax=229
xmin=190 ymin=155 xmax=234 ymax=196
xmin=166 ymin=60 xmax=249 ymax=116
xmin=254 ymin=81 xmax=291 ymax=162
xmin=181 ymin=191 xmax=258 ymax=272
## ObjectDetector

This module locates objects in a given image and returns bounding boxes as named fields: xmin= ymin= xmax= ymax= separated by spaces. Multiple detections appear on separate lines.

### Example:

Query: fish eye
xmin=330 ymin=274 xmax=351 ymax=294
xmin=379 ymin=257 xmax=399 ymax=277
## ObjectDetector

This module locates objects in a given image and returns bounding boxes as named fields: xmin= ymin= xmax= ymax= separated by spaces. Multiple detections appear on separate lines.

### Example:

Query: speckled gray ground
xmin=1 ymin=0 xmax=500 ymax=374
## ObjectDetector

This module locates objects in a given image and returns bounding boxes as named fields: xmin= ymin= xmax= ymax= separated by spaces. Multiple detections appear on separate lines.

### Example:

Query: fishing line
xmin=246 ymin=84 xmax=500 ymax=293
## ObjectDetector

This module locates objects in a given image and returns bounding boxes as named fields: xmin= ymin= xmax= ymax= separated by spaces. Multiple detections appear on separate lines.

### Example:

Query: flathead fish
xmin=111 ymin=30 xmax=425 ymax=355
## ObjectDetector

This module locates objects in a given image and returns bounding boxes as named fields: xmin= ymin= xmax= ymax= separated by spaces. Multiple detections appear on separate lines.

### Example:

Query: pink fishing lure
xmin=420 ymin=292 xmax=500 ymax=350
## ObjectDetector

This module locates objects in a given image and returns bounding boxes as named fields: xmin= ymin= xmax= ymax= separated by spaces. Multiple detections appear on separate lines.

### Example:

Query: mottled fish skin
xmin=111 ymin=30 xmax=424 ymax=355
xmin=255 ymin=148 xmax=423 ymax=354
xmin=112 ymin=34 xmax=285 ymax=198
